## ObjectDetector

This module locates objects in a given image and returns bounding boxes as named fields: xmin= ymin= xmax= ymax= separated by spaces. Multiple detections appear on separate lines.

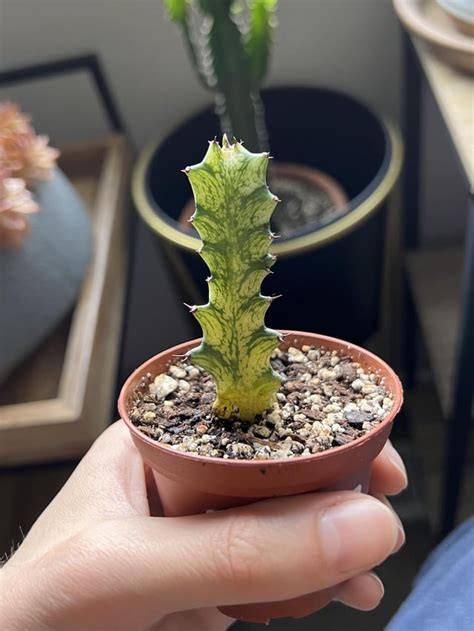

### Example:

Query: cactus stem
xmin=187 ymin=137 xmax=281 ymax=421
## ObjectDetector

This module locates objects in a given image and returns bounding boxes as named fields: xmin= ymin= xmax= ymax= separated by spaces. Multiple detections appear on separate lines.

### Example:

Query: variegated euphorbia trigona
xmin=184 ymin=135 xmax=282 ymax=422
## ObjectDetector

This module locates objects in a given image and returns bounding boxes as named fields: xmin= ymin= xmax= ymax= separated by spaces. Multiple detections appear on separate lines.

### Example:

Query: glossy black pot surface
xmin=133 ymin=87 xmax=402 ymax=343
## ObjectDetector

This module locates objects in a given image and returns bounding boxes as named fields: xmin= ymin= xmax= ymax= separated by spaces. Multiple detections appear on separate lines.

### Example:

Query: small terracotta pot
xmin=119 ymin=331 xmax=403 ymax=517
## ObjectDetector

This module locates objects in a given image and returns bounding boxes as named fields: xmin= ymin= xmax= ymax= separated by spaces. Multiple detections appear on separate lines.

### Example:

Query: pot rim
xmin=131 ymin=88 xmax=403 ymax=258
xmin=119 ymin=331 xmax=403 ymax=469
xmin=394 ymin=0 xmax=474 ymax=53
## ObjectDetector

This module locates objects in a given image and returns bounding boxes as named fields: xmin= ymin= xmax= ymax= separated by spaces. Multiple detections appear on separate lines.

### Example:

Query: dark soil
xmin=129 ymin=345 xmax=394 ymax=460
xmin=269 ymin=175 xmax=347 ymax=236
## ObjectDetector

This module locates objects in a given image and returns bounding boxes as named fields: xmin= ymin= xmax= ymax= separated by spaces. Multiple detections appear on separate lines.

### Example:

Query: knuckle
xmin=213 ymin=512 xmax=266 ymax=586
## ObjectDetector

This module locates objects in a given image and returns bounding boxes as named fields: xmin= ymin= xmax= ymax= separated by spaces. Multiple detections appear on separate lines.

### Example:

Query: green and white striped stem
xmin=184 ymin=136 xmax=281 ymax=421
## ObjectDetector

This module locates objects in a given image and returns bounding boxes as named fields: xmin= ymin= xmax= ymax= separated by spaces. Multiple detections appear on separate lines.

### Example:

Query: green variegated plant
xmin=164 ymin=0 xmax=277 ymax=152
xmin=184 ymin=135 xmax=281 ymax=421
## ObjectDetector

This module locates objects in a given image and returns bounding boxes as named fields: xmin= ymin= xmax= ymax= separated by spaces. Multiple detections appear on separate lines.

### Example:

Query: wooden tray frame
xmin=0 ymin=135 xmax=129 ymax=465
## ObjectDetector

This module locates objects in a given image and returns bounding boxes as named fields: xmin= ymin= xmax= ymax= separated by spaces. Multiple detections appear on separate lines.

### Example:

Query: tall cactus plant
xmin=184 ymin=135 xmax=281 ymax=421
xmin=164 ymin=0 xmax=277 ymax=152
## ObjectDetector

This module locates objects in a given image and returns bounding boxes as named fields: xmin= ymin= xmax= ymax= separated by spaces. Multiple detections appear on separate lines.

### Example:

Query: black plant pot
xmin=133 ymin=87 xmax=402 ymax=344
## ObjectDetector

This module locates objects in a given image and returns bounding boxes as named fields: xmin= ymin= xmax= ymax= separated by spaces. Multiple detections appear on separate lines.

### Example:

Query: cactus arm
xmin=163 ymin=0 xmax=187 ymax=22
xmin=185 ymin=136 xmax=281 ymax=421
xmin=164 ymin=0 xmax=212 ymax=90
xmin=200 ymin=0 xmax=262 ymax=151
xmin=246 ymin=0 xmax=278 ymax=87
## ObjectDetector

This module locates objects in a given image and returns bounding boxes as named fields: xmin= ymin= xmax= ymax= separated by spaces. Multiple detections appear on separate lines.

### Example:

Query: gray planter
xmin=0 ymin=169 xmax=92 ymax=382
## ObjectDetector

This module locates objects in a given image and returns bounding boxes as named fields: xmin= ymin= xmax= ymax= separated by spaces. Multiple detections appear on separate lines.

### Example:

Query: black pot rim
xmin=132 ymin=86 xmax=403 ymax=257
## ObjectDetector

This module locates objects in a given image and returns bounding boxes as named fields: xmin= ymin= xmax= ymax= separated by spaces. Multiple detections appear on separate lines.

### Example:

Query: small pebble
xmin=294 ymin=413 xmax=307 ymax=422
xmin=178 ymin=379 xmax=191 ymax=392
xmin=325 ymin=412 xmax=344 ymax=425
xmin=150 ymin=374 xmax=178 ymax=398
xmin=287 ymin=347 xmax=307 ymax=363
xmin=266 ymin=409 xmax=282 ymax=423
xmin=361 ymin=383 xmax=377 ymax=394
xmin=319 ymin=368 xmax=336 ymax=381
xmin=169 ymin=365 xmax=187 ymax=379
xmin=252 ymin=425 xmax=271 ymax=438
xmin=226 ymin=442 xmax=254 ymax=459
xmin=186 ymin=367 xmax=200 ymax=379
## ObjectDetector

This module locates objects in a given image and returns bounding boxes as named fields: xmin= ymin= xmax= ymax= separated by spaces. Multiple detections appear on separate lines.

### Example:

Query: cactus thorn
xmin=267 ymin=294 xmax=282 ymax=302
xmin=222 ymin=133 xmax=231 ymax=148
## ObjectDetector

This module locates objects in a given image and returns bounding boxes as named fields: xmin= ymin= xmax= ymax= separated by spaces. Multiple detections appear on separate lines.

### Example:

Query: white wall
xmin=0 ymin=0 xmax=402 ymax=149
xmin=1 ymin=0 xmax=466 ymax=246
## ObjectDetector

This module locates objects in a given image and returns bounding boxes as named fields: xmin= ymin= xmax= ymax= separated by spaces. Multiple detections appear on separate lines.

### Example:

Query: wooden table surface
xmin=414 ymin=39 xmax=474 ymax=188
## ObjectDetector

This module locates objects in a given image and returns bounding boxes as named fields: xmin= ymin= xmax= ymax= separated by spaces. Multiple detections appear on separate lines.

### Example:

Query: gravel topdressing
xmin=128 ymin=344 xmax=394 ymax=460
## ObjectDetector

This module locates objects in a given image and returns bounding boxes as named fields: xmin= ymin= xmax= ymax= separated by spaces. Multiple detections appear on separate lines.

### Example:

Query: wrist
xmin=0 ymin=567 xmax=38 ymax=631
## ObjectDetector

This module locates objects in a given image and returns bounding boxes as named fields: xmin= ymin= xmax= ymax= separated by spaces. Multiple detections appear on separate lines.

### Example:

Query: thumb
xmin=11 ymin=491 xmax=400 ymax=631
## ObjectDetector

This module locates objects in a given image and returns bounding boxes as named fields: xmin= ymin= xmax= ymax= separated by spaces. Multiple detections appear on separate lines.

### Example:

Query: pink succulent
xmin=0 ymin=177 xmax=39 ymax=215
xmin=20 ymin=134 xmax=60 ymax=181
xmin=0 ymin=102 xmax=59 ymax=248
xmin=0 ymin=177 xmax=38 ymax=248
xmin=0 ymin=102 xmax=32 ymax=137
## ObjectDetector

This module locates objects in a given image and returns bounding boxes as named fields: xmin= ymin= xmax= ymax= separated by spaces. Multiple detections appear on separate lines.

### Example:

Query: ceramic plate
xmin=393 ymin=0 xmax=474 ymax=73
xmin=437 ymin=0 xmax=474 ymax=22
xmin=437 ymin=0 xmax=474 ymax=36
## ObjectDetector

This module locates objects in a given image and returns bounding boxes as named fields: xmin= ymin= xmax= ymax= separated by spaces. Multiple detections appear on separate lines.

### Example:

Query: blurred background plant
xmin=164 ymin=0 xmax=277 ymax=152
xmin=0 ymin=102 xmax=59 ymax=248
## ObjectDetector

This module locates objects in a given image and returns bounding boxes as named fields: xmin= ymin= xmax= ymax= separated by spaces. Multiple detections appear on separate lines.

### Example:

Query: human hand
xmin=0 ymin=421 xmax=406 ymax=631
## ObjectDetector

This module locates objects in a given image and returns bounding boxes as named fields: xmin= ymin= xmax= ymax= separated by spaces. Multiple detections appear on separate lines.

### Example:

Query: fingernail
xmin=386 ymin=441 xmax=408 ymax=488
xmin=319 ymin=497 xmax=399 ymax=573
xmin=378 ymin=495 xmax=406 ymax=554
xmin=392 ymin=510 xmax=406 ymax=553
xmin=335 ymin=573 xmax=385 ymax=610
xmin=369 ymin=572 xmax=385 ymax=599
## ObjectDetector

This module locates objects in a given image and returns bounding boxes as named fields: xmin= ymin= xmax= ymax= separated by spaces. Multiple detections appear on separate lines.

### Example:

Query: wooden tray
xmin=0 ymin=135 xmax=129 ymax=465
xmin=394 ymin=0 xmax=474 ymax=73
